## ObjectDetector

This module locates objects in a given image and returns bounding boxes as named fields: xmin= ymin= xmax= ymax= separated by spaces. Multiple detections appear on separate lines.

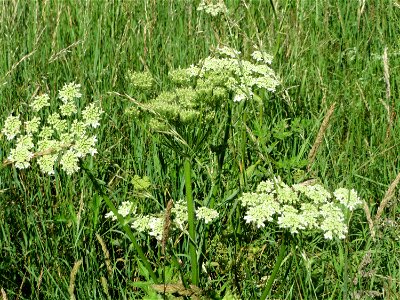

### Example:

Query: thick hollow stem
xmin=184 ymin=158 xmax=199 ymax=285
xmin=260 ymin=233 xmax=287 ymax=300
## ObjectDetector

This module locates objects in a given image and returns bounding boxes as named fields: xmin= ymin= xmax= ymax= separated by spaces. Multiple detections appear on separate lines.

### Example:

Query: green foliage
xmin=1 ymin=1 xmax=400 ymax=299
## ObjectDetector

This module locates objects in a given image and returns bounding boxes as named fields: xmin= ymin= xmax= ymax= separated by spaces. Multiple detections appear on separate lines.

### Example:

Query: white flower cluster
xmin=1 ymin=82 xmax=103 ymax=175
xmin=179 ymin=46 xmax=279 ymax=103
xmin=105 ymin=198 xmax=219 ymax=242
xmin=197 ymin=0 xmax=228 ymax=17
xmin=239 ymin=177 xmax=362 ymax=239
xmin=129 ymin=46 xmax=279 ymax=130
xmin=105 ymin=201 xmax=136 ymax=221
xmin=196 ymin=206 xmax=220 ymax=224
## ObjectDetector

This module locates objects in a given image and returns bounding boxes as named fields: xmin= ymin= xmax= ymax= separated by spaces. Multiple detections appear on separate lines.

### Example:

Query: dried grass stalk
xmin=162 ymin=199 xmax=174 ymax=255
xmin=363 ymin=201 xmax=375 ymax=239
xmin=382 ymin=46 xmax=395 ymax=141
xmin=307 ymin=102 xmax=336 ymax=171
xmin=100 ymin=276 xmax=111 ymax=299
xmin=1 ymin=288 xmax=7 ymax=300
xmin=96 ymin=233 xmax=112 ymax=276
xmin=374 ymin=171 xmax=400 ymax=223
xmin=68 ymin=259 xmax=83 ymax=300
xmin=383 ymin=47 xmax=390 ymax=101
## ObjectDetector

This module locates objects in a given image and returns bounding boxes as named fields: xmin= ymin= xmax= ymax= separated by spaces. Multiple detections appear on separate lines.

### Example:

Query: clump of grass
xmin=1 ymin=1 xmax=400 ymax=299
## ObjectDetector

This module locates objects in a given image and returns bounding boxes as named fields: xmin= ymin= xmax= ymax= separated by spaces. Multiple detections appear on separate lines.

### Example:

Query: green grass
xmin=1 ymin=0 xmax=400 ymax=299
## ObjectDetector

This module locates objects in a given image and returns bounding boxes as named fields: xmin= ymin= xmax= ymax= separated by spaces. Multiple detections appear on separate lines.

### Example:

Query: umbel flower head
xmin=127 ymin=46 xmax=279 ymax=131
xmin=239 ymin=177 xmax=362 ymax=239
xmin=197 ymin=0 xmax=228 ymax=17
xmin=58 ymin=82 xmax=82 ymax=103
xmin=105 ymin=196 xmax=219 ymax=242
xmin=30 ymin=94 xmax=50 ymax=112
xmin=1 ymin=114 xmax=21 ymax=140
xmin=1 ymin=82 xmax=103 ymax=175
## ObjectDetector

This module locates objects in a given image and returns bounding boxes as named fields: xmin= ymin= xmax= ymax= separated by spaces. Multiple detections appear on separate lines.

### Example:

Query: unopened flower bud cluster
xmin=1 ymin=82 xmax=103 ymax=175
xmin=240 ymin=177 xmax=362 ymax=239
xmin=106 ymin=199 xmax=219 ymax=242
xmin=127 ymin=46 xmax=279 ymax=130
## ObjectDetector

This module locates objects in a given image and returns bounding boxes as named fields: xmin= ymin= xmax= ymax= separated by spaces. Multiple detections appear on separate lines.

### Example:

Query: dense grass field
xmin=1 ymin=1 xmax=400 ymax=299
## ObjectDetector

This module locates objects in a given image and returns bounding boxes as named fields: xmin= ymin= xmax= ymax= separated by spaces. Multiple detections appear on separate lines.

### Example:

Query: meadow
xmin=1 ymin=0 xmax=400 ymax=299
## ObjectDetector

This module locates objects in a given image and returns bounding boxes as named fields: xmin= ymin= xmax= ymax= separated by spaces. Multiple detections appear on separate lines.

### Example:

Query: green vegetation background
xmin=0 ymin=0 xmax=400 ymax=299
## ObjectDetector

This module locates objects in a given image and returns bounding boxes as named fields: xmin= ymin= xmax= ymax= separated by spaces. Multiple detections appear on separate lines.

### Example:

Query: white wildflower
xmin=334 ymin=188 xmax=362 ymax=211
xmin=60 ymin=149 xmax=80 ymax=175
xmin=8 ymin=135 xmax=35 ymax=169
xmin=251 ymin=51 xmax=273 ymax=64
xmin=293 ymin=184 xmax=331 ymax=204
xmin=60 ymin=101 xmax=77 ymax=117
xmin=319 ymin=202 xmax=347 ymax=239
xmin=196 ymin=207 xmax=219 ymax=224
xmin=24 ymin=116 xmax=41 ymax=134
xmin=148 ymin=217 xmax=164 ymax=241
xmin=8 ymin=144 xmax=34 ymax=169
xmin=2 ymin=114 xmax=21 ymax=140
xmin=82 ymin=103 xmax=103 ymax=128
xmin=30 ymin=94 xmax=50 ymax=111
xmin=36 ymin=138 xmax=61 ymax=153
xmin=70 ymin=120 xmax=87 ymax=138
xmin=118 ymin=201 xmax=136 ymax=218
xmin=233 ymin=92 xmax=247 ymax=102
xmin=58 ymin=82 xmax=82 ymax=103
xmin=256 ymin=179 xmax=276 ymax=194
xmin=38 ymin=126 xmax=54 ymax=140
xmin=244 ymin=199 xmax=280 ymax=228
xmin=197 ymin=0 xmax=227 ymax=16
xmin=277 ymin=205 xmax=305 ymax=234
xmin=17 ymin=134 xmax=34 ymax=148
xmin=72 ymin=135 xmax=97 ymax=157
xmin=37 ymin=154 xmax=58 ymax=175
xmin=172 ymin=199 xmax=188 ymax=230
xmin=131 ymin=215 xmax=151 ymax=232
xmin=47 ymin=113 xmax=67 ymax=133
xmin=276 ymin=184 xmax=299 ymax=204
xmin=299 ymin=203 xmax=319 ymax=229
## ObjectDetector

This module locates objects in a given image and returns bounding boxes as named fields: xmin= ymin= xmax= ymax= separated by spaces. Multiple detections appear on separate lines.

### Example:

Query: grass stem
xmin=184 ymin=158 xmax=199 ymax=286
xmin=260 ymin=233 xmax=287 ymax=300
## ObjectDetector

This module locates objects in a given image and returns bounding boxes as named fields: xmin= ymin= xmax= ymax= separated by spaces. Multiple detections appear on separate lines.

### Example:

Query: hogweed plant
xmin=240 ymin=177 xmax=362 ymax=299
xmin=1 ymin=82 xmax=162 ymax=284
xmin=124 ymin=46 xmax=280 ymax=290
xmin=127 ymin=45 xmax=280 ymax=204
xmin=1 ymin=82 xmax=103 ymax=175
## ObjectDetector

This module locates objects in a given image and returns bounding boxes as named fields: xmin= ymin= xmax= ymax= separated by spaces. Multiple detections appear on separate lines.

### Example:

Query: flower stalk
xmin=260 ymin=233 xmax=287 ymax=300
xmin=82 ymin=164 xmax=159 ymax=283
xmin=184 ymin=158 xmax=199 ymax=285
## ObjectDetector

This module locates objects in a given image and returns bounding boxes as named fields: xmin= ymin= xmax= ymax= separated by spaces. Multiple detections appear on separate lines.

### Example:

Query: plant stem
xmin=184 ymin=158 xmax=199 ymax=285
xmin=210 ymin=101 xmax=232 ymax=208
xmin=82 ymin=164 xmax=159 ymax=283
xmin=260 ymin=233 xmax=287 ymax=300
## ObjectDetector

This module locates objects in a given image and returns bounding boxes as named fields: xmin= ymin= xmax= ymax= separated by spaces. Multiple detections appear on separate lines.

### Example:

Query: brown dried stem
xmin=307 ymin=102 xmax=336 ymax=171
xmin=374 ymin=171 xmax=400 ymax=224
xmin=68 ymin=259 xmax=83 ymax=300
